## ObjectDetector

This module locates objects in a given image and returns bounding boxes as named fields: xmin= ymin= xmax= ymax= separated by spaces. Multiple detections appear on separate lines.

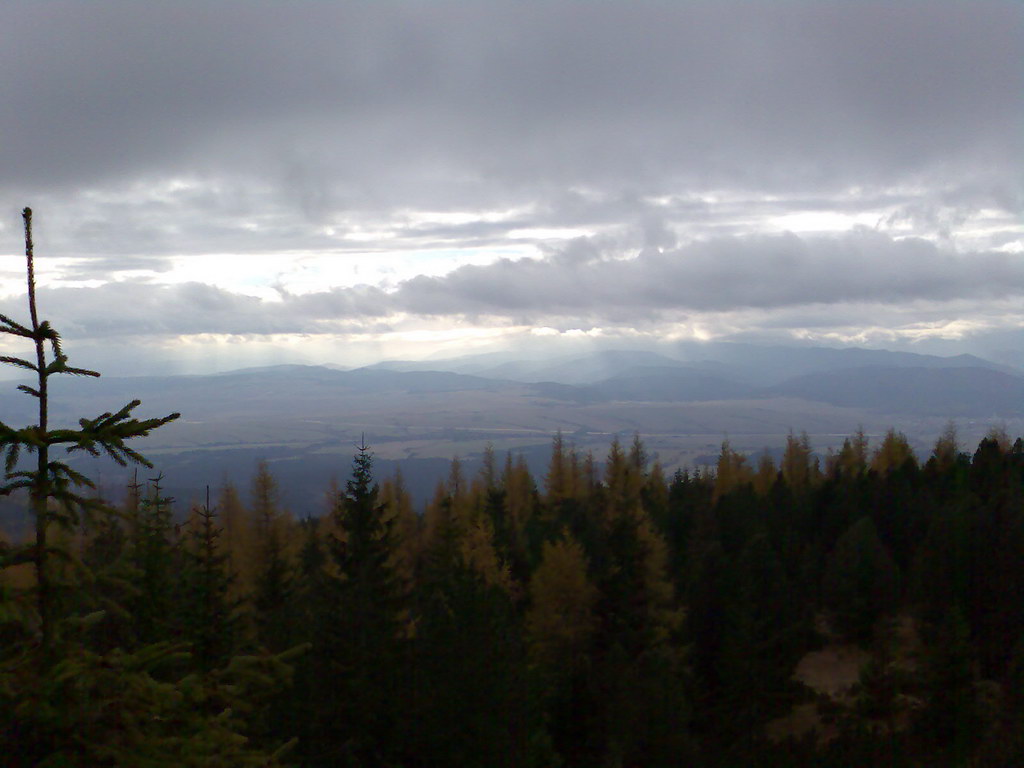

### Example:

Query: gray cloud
xmin=0 ymin=1 xmax=1021 ymax=362
xmin=391 ymin=231 xmax=1024 ymax=318
xmin=9 ymin=280 xmax=391 ymax=339
xmin=4 ymin=230 xmax=1021 ymax=341
xmin=2 ymin=3 xmax=1020 ymax=200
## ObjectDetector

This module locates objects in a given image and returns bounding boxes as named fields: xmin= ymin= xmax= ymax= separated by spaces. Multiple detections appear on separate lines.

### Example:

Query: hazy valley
xmin=4 ymin=340 xmax=1021 ymax=523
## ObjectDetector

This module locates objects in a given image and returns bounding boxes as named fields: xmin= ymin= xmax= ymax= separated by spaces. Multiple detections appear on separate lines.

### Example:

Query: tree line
xmin=5 ymin=422 xmax=1024 ymax=765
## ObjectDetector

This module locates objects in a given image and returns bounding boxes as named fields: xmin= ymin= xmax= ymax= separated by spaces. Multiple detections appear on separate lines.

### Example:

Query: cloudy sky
xmin=1 ymin=1 xmax=1021 ymax=374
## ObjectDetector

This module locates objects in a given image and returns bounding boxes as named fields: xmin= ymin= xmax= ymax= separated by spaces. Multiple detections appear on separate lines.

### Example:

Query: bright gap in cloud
xmin=995 ymin=241 xmax=1024 ymax=254
xmin=769 ymin=210 xmax=882 ymax=233
xmin=277 ymin=246 xmax=537 ymax=294
xmin=402 ymin=206 xmax=531 ymax=227
xmin=150 ymin=245 xmax=538 ymax=298
xmin=508 ymin=227 xmax=596 ymax=240
xmin=0 ymin=257 xmax=29 ymax=297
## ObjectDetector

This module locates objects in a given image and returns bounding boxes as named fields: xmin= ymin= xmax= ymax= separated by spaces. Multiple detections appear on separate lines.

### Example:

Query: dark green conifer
xmin=179 ymin=488 xmax=242 ymax=672
xmin=130 ymin=473 xmax=179 ymax=645
xmin=0 ymin=209 xmax=179 ymax=657
xmin=327 ymin=440 xmax=405 ymax=652
xmin=822 ymin=516 xmax=901 ymax=640
xmin=918 ymin=606 xmax=979 ymax=760
xmin=409 ymin=564 xmax=529 ymax=768
xmin=303 ymin=440 xmax=408 ymax=766
xmin=79 ymin=498 xmax=135 ymax=653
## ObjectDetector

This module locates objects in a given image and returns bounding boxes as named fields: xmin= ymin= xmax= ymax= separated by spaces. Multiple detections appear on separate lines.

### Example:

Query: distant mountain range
xmin=1 ymin=341 xmax=1021 ymax=523
xmin=365 ymin=342 xmax=1024 ymax=416
xmin=10 ymin=344 xmax=1014 ymax=423
xmin=370 ymin=341 xmax=1018 ymax=387
xmin=763 ymin=365 xmax=1024 ymax=417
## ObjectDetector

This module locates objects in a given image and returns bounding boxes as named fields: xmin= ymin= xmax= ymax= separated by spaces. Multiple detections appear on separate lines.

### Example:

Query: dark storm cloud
xmin=2 ymin=2 xmax=1020 ymax=201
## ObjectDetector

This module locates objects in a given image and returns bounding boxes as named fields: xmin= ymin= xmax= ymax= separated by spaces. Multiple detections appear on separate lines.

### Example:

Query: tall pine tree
xmin=303 ymin=440 xmax=408 ymax=766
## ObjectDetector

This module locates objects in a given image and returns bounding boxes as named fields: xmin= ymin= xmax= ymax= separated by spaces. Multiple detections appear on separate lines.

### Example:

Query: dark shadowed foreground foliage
xmin=7 ymin=426 xmax=1024 ymax=766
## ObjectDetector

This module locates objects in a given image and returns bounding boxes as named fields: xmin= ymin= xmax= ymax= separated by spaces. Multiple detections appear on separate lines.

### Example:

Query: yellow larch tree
xmin=714 ymin=439 xmax=752 ymax=500
xmin=217 ymin=481 xmax=254 ymax=600
xmin=931 ymin=421 xmax=961 ymax=471
xmin=752 ymin=451 xmax=777 ymax=496
xmin=604 ymin=436 xmax=644 ymax=518
xmin=526 ymin=530 xmax=597 ymax=671
xmin=827 ymin=427 xmax=870 ymax=478
xmin=501 ymin=450 xmax=536 ymax=542
xmin=782 ymin=430 xmax=820 ymax=490
xmin=379 ymin=466 xmax=420 ymax=586
xmin=544 ymin=430 xmax=575 ymax=505
xmin=871 ymin=428 xmax=917 ymax=475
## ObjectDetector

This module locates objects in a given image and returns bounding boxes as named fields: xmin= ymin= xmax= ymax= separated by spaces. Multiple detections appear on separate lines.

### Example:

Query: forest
xmin=4 ymin=210 xmax=1024 ymax=766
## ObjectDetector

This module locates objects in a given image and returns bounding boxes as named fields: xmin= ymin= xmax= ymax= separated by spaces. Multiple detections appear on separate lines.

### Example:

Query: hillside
xmin=2 ymin=346 xmax=1022 ymax=520
xmin=766 ymin=365 xmax=1024 ymax=416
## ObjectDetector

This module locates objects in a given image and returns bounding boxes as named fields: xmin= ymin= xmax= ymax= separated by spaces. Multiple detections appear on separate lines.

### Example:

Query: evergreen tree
xmin=822 ymin=516 xmax=901 ymax=640
xmin=310 ymin=440 xmax=408 ymax=766
xmin=918 ymin=606 xmax=980 ymax=760
xmin=980 ymin=633 xmax=1024 ymax=763
xmin=179 ymin=489 xmax=242 ymax=672
xmin=287 ymin=515 xmax=329 ymax=761
xmin=566 ymin=438 xmax=690 ymax=766
xmin=715 ymin=533 xmax=802 ymax=749
xmin=408 ymin=457 xmax=534 ymax=767
xmin=78 ymin=491 xmax=135 ymax=653
xmin=0 ymin=209 xmax=180 ymax=657
xmin=130 ymin=473 xmax=179 ymax=646
xmin=409 ymin=561 xmax=529 ymax=768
